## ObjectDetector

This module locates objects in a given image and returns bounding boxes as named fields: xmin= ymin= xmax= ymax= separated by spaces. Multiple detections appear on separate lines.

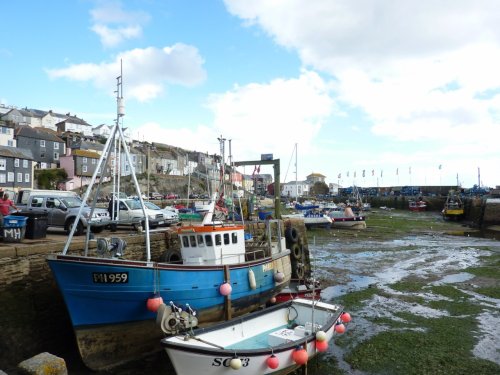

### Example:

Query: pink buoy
xmin=341 ymin=312 xmax=352 ymax=323
xmin=292 ymin=348 xmax=308 ymax=365
xmin=146 ymin=294 xmax=163 ymax=312
xmin=315 ymin=339 xmax=328 ymax=352
xmin=270 ymin=296 xmax=277 ymax=304
xmin=335 ymin=322 xmax=346 ymax=334
xmin=266 ymin=354 xmax=279 ymax=369
xmin=219 ymin=282 xmax=232 ymax=296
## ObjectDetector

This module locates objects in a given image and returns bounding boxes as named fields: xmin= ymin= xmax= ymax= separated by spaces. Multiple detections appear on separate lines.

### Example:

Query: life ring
xmin=290 ymin=243 xmax=302 ymax=260
xmin=295 ymin=263 xmax=305 ymax=279
xmin=161 ymin=249 xmax=182 ymax=263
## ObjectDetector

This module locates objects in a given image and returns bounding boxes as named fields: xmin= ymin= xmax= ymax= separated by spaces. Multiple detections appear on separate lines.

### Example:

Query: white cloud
xmin=134 ymin=70 xmax=335 ymax=173
xmin=224 ymin=0 xmax=500 ymax=186
xmin=90 ymin=0 xmax=150 ymax=47
xmin=46 ymin=44 xmax=206 ymax=102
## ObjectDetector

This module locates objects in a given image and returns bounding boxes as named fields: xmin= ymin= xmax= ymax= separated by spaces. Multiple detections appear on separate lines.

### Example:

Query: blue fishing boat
xmin=46 ymin=73 xmax=292 ymax=371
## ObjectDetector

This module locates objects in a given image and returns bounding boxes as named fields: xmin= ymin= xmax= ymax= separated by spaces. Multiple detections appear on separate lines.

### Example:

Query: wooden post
xmin=224 ymin=265 xmax=232 ymax=320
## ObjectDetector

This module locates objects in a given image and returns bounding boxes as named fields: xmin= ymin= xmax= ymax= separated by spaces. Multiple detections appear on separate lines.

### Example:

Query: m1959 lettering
xmin=92 ymin=272 xmax=128 ymax=283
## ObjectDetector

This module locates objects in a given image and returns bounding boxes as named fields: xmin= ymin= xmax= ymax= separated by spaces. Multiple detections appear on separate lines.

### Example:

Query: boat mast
xmin=295 ymin=143 xmax=298 ymax=201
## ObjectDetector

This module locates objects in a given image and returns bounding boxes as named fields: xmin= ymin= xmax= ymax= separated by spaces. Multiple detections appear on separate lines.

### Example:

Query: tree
xmin=35 ymin=168 xmax=68 ymax=189
xmin=310 ymin=181 xmax=329 ymax=196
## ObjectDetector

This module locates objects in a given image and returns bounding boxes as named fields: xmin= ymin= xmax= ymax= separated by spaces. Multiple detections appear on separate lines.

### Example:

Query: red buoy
xmin=266 ymin=354 xmax=279 ymax=369
xmin=292 ymin=348 xmax=308 ymax=365
xmin=315 ymin=339 xmax=328 ymax=352
xmin=335 ymin=322 xmax=346 ymax=334
xmin=219 ymin=282 xmax=232 ymax=296
xmin=146 ymin=294 xmax=163 ymax=312
xmin=341 ymin=312 xmax=352 ymax=323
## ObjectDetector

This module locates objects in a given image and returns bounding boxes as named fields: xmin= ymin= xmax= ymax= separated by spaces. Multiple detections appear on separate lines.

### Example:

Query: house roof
xmin=73 ymin=149 xmax=100 ymax=158
xmin=307 ymin=173 xmax=326 ymax=178
xmin=0 ymin=145 xmax=34 ymax=160
xmin=15 ymin=125 xmax=65 ymax=143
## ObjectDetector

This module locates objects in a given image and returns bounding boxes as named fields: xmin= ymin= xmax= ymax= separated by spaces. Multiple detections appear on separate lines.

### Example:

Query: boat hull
xmin=330 ymin=215 xmax=367 ymax=229
xmin=161 ymin=299 xmax=342 ymax=375
xmin=47 ymin=253 xmax=291 ymax=370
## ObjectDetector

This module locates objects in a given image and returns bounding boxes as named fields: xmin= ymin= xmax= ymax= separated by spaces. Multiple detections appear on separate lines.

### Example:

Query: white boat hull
xmin=161 ymin=299 xmax=344 ymax=375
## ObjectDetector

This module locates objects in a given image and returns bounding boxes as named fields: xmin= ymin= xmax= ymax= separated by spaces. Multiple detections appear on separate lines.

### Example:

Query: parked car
xmin=17 ymin=193 xmax=109 ymax=235
xmin=149 ymin=192 xmax=163 ymax=200
xmin=144 ymin=202 xmax=179 ymax=226
xmin=165 ymin=193 xmax=179 ymax=199
xmin=114 ymin=199 xmax=165 ymax=229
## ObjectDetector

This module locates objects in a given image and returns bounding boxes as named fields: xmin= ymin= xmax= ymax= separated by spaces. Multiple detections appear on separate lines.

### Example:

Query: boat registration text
xmin=92 ymin=272 xmax=129 ymax=283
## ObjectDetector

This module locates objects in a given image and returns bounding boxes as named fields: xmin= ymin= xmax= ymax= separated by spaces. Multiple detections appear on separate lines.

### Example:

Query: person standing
xmin=0 ymin=193 xmax=19 ymax=217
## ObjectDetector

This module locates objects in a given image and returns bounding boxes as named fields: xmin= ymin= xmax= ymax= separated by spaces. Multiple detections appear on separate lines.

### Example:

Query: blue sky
xmin=1 ymin=0 xmax=499 ymax=189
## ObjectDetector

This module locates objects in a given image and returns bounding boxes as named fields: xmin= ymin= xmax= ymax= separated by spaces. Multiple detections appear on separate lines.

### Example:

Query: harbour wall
xmin=364 ymin=196 xmax=500 ymax=227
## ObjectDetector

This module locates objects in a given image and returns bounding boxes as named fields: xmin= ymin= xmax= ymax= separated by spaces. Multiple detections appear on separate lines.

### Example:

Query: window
xmin=215 ymin=234 xmax=221 ymax=246
xmin=23 ymin=160 xmax=28 ymax=168
xmin=40 ymin=140 xmax=46 ymax=148
xmin=7 ymin=140 xmax=14 ymax=147
xmin=40 ymin=152 xmax=45 ymax=158
xmin=197 ymin=235 xmax=205 ymax=247
xmin=182 ymin=236 xmax=189 ymax=247
xmin=82 ymin=157 xmax=87 ymax=164
xmin=0 ymin=174 xmax=5 ymax=183
xmin=224 ymin=233 xmax=230 ymax=245
xmin=7 ymin=172 xmax=14 ymax=182
xmin=54 ymin=142 xmax=59 ymax=150
xmin=205 ymin=235 xmax=213 ymax=246
xmin=232 ymin=233 xmax=238 ymax=244
xmin=14 ymin=158 xmax=19 ymax=167
xmin=54 ymin=152 xmax=59 ymax=160
xmin=17 ymin=172 xmax=23 ymax=182
xmin=25 ymin=173 xmax=30 ymax=183
xmin=0 ymin=159 xmax=6 ymax=170
xmin=31 ymin=197 xmax=43 ymax=208
xmin=189 ymin=235 xmax=197 ymax=247
xmin=92 ymin=158 xmax=96 ymax=164
xmin=82 ymin=165 xmax=87 ymax=173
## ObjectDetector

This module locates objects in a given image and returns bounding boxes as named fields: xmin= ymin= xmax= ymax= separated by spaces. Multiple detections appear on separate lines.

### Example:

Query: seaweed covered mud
xmin=307 ymin=209 xmax=500 ymax=375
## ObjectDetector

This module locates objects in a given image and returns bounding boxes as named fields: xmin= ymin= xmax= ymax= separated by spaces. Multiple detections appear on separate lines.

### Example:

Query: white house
xmin=281 ymin=180 xmax=310 ymax=198
xmin=0 ymin=121 xmax=16 ymax=147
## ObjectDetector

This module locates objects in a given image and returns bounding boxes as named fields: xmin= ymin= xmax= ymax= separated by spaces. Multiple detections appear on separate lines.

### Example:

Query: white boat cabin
xmin=178 ymin=225 xmax=246 ymax=265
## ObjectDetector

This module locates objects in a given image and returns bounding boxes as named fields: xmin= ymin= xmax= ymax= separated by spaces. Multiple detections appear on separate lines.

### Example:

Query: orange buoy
xmin=341 ymin=312 xmax=352 ymax=323
xmin=315 ymin=339 xmax=328 ymax=352
xmin=146 ymin=294 xmax=163 ymax=312
xmin=219 ymin=282 xmax=232 ymax=296
xmin=292 ymin=348 xmax=308 ymax=365
xmin=266 ymin=354 xmax=279 ymax=369
xmin=335 ymin=322 xmax=346 ymax=334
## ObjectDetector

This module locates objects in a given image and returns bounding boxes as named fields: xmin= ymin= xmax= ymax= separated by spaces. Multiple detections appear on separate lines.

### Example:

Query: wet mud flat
xmin=307 ymin=209 xmax=500 ymax=375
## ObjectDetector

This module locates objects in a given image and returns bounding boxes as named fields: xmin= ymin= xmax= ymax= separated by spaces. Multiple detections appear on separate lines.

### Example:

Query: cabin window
xmin=182 ymin=236 xmax=189 ymax=247
xmin=189 ymin=235 xmax=196 ymax=247
xmin=224 ymin=233 xmax=230 ymax=245
xmin=215 ymin=234 xmax=221 ymax=246
xmin=205 ymin=235 xmax=213 ymax=246
xmin=197 ymin=235 xmax=204 ymax=247
xmin=232 ymin=233 xmax=238 ymax=244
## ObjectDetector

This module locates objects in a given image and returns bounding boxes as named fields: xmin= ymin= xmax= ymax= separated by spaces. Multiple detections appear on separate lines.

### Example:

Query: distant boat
xmin=160 ymin=298 xmax=348 ymax=375
xmin=328 ymin=206 xmax=367 ymax=229
xmin=409 ymin=199 xmax=427 ymax=212
xmin=282 ymin=211 xmax=333 ymax=229
xmin=442 ymin=190 xmax=464 ymax=220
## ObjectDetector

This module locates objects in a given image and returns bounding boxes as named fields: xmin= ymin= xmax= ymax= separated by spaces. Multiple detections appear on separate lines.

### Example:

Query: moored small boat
xmin=409 ymin=199 xmax=427 ymax=212
xmin=442 ymin=190 xmax=464 ymax=220
xmin=160 ymin=298 xmax=348 ymax=375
